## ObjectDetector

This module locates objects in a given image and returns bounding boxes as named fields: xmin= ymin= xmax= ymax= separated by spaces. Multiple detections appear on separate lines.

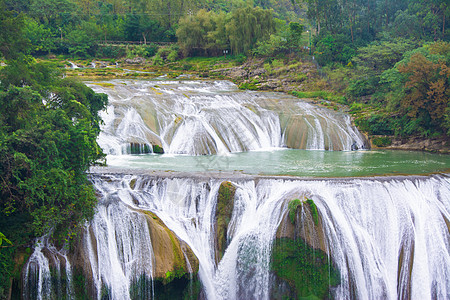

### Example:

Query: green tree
xmin=227 ymin=5 xmax=275 ymax=54
xmin=65 ymin=27 xmax=96 ymax=57
xmin=376 ymin=42 xmax=450 ymax=135
xmin=24 ymin=18 xmax=56 ymax=54
xmin=0 ymin=1 xmax=30 ymax=59
xmin=285 ymin=22 xmax=304 ymax=52
xmin=177 ymin=9 xmax=217 ymax=56
xmin=315 ymin=33 xmax=356 ymax=65
xmin=397 ymin=51 xmax=449 ymax=134
xmin=0 ymin=4 xmax=108 ymax=296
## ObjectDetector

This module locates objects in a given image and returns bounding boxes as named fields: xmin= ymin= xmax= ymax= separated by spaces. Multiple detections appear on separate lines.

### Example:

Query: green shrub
xmin=354 ymin=114 xmax=394 ymax=135
xmin=372 ymin=137 xmax=392 ymax=147
xmin=305 ymin=198 xmax=319 ymax=226
xmin=288 ymin=199 xmax=302 ymax=224
xmin=96 ymin=45 xmax=126 ymax=59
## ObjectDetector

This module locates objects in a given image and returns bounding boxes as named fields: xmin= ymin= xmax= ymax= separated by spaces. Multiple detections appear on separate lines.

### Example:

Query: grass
xmin=290 ymin=90 xmax=347 ymax=105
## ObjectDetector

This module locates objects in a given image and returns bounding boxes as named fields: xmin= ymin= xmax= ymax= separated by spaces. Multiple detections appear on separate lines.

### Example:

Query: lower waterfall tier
xmin=21 ymin=173 xmax=450 ymax=299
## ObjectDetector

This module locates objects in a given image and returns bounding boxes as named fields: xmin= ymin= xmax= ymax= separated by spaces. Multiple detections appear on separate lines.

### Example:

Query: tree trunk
xmin=385 ymin=0 xmax=389 ymax=27
xmin=443 ymin=11 xmax=446 ymax=36
xmin=349 ymin=13 xmax=354 ymax=43
xmin=167 ymin=2 xmax=172 ymax=28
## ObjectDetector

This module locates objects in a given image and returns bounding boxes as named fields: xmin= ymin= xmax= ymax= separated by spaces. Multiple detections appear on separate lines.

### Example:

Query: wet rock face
xmin=143 ymin=211 xmax=199 ymax=281
xmin=214 ymin=181 xmax=236 ymax=265
xmin=271 ymin=198 xmax=340 ymax=299
xmin=24 ymin=207 xmax=201 ymax=300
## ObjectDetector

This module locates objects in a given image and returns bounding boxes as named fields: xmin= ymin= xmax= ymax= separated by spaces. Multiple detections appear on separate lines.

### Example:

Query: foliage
xmin=24 ymin=17 xmax=56 ymax=54
xmin=397 ymin=52 xmax=450 ymax=134
xmin=177 ymin=5 xmax=275 ymax=56
xmin=369 ymin=42 xmax=450 ymax=136
xmin=305 ymin=198 xmax=318 ymax=226
xmin=0 ymin=70 xmax=107 ymax=238
xmin=288 ymin=198 xmax=318 ymax=225
xmin=353 ymin=113 xmax=394 ymax=135
xmin=0 ymin=58 xmax=107 ymax=297
xmin=351 ymin=39 xmax=418 ymax=76
xmin=0 ymin=232 xmax=12 ymax=246
xmin=215 ymin=182 xmax=236 ymax=262
xmin=126 ymin=44 xmax=159 ymax=59
xmin=253 ymin=20 xmax=306 ymax=57
xmin=227 ymin=5 xmax=276 ymax=54
xmin=152 ymin=144 xmax=165 ymax=154
xmin=288 ymin=199 xmax=301 ymax=224
xmin=0 ymin=1 xmax=30 ymax=60
xmin=96 ymin=45 xmax=126 ymax=59
xmin=291 ymin=90 xmax=346 ymax=104
xmin=0 ymin=4 xmax=108 ymax=244
xmin=372 ymin=136 xmax=392 ymax=147
xmin=315 ymin=33 xmax=356 ymax=66
xmin=66 ymin=29 xmax=95 ymax=57
xmin=238 ymin=81 xmax=260 ymax=91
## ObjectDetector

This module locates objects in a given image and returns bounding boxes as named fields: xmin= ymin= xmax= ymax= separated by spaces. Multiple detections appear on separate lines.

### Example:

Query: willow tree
xmin=226 ymin=5 xmax=275 ymax=54
xmin=176 ymin=9 xmax=216 ymax=56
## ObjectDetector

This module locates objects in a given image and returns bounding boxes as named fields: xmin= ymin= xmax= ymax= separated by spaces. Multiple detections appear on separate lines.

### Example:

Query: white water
xmin=23 ymin=238 xmax=73 ymax=300
xmin=84 ymin=189 xmax=155 ymax=300
xmin=89 ymin=80 xmax=366 ymax=155
xmin=24 ymin=174 xmax=450 ymax=299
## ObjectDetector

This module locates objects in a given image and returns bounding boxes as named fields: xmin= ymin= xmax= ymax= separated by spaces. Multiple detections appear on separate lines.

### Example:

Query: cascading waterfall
xmin=23 ymin=173 xmax=450 ymax=299
xmin=84 ymin=191 xmax=155 ymax=300
xmin=89 ymin=80 xmax=366 ymax=155
xmin=21 ymin=80 xmax=448 ymax=299
xmin=23 ymin=237 xmax=74 ymax=300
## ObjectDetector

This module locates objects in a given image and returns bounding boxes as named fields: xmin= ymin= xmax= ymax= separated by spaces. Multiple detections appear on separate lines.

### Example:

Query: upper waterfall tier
xmin=88 ymin=80 xmax=367 ymax=155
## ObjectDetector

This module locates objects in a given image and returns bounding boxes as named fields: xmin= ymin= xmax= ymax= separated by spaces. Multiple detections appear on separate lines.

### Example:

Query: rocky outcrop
xmin=143 ymin=211 xmax=199 ymax=281
xmin=271 ymin=197 xmax=340 ymax=300
xmin=210 ymin=57 xmax=319 ymax=94
xmin=64 ymin=209 xmax=200 ymax=299
xmin=214 ymin=181 xmax=236 ymax=265
xmin=124 ymin=57 xmax=146 ymax=64
xmin=374 ymin=135 xmax=450 ymax=154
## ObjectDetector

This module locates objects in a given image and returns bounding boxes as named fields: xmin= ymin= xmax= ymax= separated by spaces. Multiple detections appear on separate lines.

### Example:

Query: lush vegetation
xmin=0 ymin=2 xmax=107 ymax=297
xmin=302 ymin=0 xmax=449 ymax=138
xmin=2 ymin=0 xmax=303 ymax=58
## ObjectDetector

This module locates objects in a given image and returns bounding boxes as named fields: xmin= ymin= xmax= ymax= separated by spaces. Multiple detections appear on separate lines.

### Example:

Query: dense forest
xmin=0 ymin=1 xmax=108 ymax=297
xmin=0 ymin=0 xmax=449 ymax=297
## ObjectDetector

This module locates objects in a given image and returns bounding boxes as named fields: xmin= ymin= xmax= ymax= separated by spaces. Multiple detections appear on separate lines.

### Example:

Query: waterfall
xmin=23 ymin=173 xmax=450 ymax=299
xmin=23 ymin=237 xmax=74 ymax=300
xmin=20 ymin=80 xmax=448 ymax=299
xmin=89 ymin=80 xmax=366 ymax=155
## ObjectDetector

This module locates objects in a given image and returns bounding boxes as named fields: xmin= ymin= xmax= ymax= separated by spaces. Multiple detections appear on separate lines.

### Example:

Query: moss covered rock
xmin=152 ymin=144 xmax=164 ymax=154
xmin=272 ymin=197 xmax=340 ymax=299
xmin=214 ymin=181 xmax=236 ymax=265
xmin=271 ymin=237 xmax=340 ymax=300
